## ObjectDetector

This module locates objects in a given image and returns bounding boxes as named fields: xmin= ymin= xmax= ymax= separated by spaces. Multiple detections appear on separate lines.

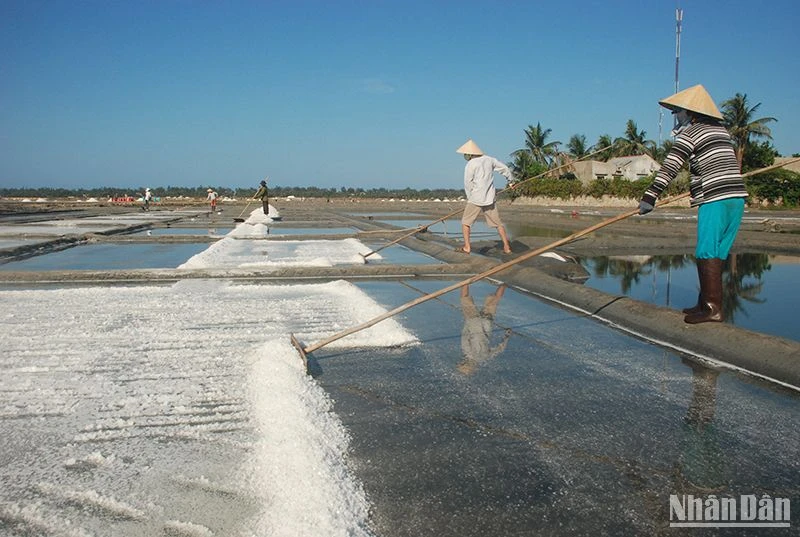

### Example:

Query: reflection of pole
xmin=666 ymin=265 xmax=672 ymax=307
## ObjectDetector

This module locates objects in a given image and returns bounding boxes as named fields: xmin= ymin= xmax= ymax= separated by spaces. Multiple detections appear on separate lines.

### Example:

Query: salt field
xmin=1 ymin=203 xmax=798 ymax=536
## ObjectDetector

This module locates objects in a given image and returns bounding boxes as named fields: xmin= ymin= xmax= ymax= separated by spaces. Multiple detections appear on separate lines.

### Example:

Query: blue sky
xmin=1 ymin=0 xmax=798 ymax=190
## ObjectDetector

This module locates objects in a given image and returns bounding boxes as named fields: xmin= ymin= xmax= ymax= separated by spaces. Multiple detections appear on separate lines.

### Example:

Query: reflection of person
xmin=253 ymin=179 xmax=269 ymax=217
xmin=638 ymin=85 xmax=747 ymax=324
xmin=456 ymin=139 xmax=513 ymax=255
xmin=676 ymin=358 xmax=725 ymax=492
xmin=458 ymin=284 xmax=512 ymax=375
xmin=207 ymin=188 xmax=219 ymax=212
xmin=142 ymin=188 xmax=153 ymax=211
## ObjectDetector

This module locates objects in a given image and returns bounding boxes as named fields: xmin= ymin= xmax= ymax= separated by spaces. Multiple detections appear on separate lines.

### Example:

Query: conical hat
xmin=456 ymin=139 xmax=483 ymax=155
xmin=658 ymin=84 xmax=722 ymax=120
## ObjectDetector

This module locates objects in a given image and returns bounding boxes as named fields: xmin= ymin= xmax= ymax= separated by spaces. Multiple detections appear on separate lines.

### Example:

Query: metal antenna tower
xmin=675 ymin=7 xmax=683 ymax=94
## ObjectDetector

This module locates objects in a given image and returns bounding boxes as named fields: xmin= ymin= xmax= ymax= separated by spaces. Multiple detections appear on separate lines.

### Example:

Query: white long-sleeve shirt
xmin=463 ymin=155 xmax=513 ymax=206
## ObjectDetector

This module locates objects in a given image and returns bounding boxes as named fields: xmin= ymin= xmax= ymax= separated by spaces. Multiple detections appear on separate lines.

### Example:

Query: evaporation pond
xmin=0 ymin=242 xmax=211 ymax=271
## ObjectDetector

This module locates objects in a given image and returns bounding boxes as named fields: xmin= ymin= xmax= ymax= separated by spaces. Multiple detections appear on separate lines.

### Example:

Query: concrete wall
xmin=573 ymin=155 xmax=661 ymax=185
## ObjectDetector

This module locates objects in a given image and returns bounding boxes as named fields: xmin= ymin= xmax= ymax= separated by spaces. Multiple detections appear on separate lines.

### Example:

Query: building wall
xmin=573 ymin=155 xmax=660 ymax=185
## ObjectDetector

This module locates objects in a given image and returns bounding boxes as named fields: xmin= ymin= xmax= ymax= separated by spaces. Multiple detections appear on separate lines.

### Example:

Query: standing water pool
xmin=579 ymin=253 xmax=799 ymax=342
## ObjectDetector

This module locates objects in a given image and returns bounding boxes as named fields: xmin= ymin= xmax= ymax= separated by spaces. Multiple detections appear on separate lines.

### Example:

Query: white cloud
xmin=360 ymin=78 xmax=395 ymax=94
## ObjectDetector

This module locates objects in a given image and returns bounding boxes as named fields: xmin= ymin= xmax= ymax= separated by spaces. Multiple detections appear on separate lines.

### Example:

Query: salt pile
xmin=0 ymin=222 xmax=416 ymax=535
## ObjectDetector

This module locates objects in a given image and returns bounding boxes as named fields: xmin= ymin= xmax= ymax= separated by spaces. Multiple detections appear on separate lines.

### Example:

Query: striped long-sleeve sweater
xmin=641 ymin=119 xmax=747 ymax=208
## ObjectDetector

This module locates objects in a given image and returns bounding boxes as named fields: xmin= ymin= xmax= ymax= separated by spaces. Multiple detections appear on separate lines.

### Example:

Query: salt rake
xmin=292 ymin=157 xmax=800 ymax=362
xmin=233 ymin=199 xmax=254 ymax=223
xmin=292 ymin=191 xmax=681 ymax=356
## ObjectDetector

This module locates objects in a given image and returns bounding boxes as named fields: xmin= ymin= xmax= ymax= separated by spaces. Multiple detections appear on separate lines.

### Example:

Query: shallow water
xmin=316 ymin=280 xmax=800 ymax=536
xmin=377 ymin=218 xmax=501 ymax=239
xmin=130 ymin=227 xmax=233 ymax=236
xmin=579 ymin=253 xmax=799 ymax=342
xmin=0 ymin=243 xmax=210 ymax=271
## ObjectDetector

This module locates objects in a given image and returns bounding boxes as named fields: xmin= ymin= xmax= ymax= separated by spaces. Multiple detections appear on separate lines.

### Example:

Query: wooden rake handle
xmin=303 ymin=191 xmax=684 ymax=354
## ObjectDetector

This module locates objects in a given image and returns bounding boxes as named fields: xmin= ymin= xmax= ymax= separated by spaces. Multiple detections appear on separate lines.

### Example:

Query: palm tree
xmin=509 ymin=150 xmax=547 ymax=181
xmin=721 ymin=93 xmax=777 ymax=169
xmin=514 ymin=123 xmax=561 ymax=167
xmin=594 ymin=134 xmax=614 ymax=161
xmin=613 ymin=119 xmax=655 ymax=157
xmin=567 ymin=134 xmax=590 ymax=159
xmin=652 ymin=140 xmax=674 ymax=163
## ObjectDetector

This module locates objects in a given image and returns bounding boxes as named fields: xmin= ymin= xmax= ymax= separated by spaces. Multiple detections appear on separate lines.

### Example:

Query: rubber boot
xmin=684 ymin=258 xmax=723 ymax=324
xmin=682 ymin=262 xmax=703 ymax=314
xmin=682 ymin=294 xmax=702 ymax=315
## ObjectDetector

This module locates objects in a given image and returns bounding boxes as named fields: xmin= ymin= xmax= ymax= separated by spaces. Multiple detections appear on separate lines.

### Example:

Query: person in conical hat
xmin=455 ymin=139 xmax=513 ymax=255
xmin=639 ymin=84 xmax=748 ymax=324
xmin=142 ymin=188 xmax=153 ymax=211
xmin=658 ymin=84 xmax=723 ymax=121
xmin=206 ymin=188 xmax=219 ymax=212
xmin=252 ymin=178 xmax=270 ymax=217
xmin=456 ymin=139 xmax=484 ymax=156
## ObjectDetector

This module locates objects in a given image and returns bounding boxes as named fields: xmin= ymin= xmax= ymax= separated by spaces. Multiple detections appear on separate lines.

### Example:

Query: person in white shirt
xmin=142 ymin=188 xmax=153 ymax=211
xmin=206 ymin=188 xmax=219 ymax=212
xmin=456 ymin=139 xmax=513 ymax=254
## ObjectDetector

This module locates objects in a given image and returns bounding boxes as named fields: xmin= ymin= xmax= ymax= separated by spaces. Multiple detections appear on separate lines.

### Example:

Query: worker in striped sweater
xmin=638 ymin=84 xmax=748 ymax=324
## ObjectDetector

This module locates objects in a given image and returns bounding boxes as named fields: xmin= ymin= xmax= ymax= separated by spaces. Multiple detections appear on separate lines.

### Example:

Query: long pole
xmin=300 ymin=192 xmax=683 ymax=354
xmin=361 ymin=144 xmax=614 ymax=260
xmin=297 ymin=156 xmax=800 ymax=355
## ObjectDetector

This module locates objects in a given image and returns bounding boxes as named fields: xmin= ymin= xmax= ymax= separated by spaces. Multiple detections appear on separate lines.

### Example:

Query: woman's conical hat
xmin=658 ymin=84 xmax=723 ymax=120
xmin=456 ymin=139 xmax=483 ymax=155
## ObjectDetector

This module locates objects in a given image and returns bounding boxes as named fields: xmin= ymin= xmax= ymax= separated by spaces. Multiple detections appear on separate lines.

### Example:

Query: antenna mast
xmin=675 ymin=7 xmax=683 ymax=93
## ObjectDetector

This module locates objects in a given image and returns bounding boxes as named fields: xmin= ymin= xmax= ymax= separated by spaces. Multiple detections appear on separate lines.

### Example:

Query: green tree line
xmin=509 ymin=92 xmax=799 ymax=206
xmin=0 ymin=185 xmax=465 ymax=201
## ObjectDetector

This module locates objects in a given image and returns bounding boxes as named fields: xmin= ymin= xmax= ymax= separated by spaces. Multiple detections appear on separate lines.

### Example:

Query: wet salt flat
xmin=0 ymin=243 xmax=211 ymax=271
xmin=0 ymin=215 xmax=189 ymax=237
xmin=130 ymin=227 xmax=233 ymax=236
xmin=0 ymin=224 xmax=120 ymax=236
xmin=2 ymin=209 xmax=799 ymax=536
xmin=0 ymin=239 xmax=41 ymax=250
xmin=316 ymin=280 xmax=800 ymax=535
xmin=377 ymin=218 xmax=502 ymax=239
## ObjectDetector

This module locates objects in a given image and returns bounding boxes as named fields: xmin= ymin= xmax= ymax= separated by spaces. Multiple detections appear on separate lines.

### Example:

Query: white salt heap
xmin=0 ymin=221 xmax=416 ymax=536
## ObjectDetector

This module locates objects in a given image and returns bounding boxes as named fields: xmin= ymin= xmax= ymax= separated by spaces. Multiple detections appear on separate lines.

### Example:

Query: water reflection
xmin=676 ymin=358 xmax=725 ymax=492
xmin=579 ymin=253 xmax=798 ymax=342
xmin=457 ymin=284 xmax=512 ymax=375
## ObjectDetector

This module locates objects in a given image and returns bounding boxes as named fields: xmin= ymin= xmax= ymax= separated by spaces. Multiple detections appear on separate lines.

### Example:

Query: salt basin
xmin=1 ymin=211 xmax=405 ymax=535
xmin=179 ymin=221 xmax=378 ymax=269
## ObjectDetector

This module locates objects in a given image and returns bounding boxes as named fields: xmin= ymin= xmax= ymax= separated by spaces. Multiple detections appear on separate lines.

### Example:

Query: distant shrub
xmin=746 ymin=169 xmax=800 ymax=207
xmin=519 ymin=177 xmax=583 ymax=200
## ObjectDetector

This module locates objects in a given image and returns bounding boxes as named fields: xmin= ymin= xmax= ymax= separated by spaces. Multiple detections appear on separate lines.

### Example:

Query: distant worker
xmin=253 ymin=179 xmax=269 ymax=217
xmin=207 ymin=188 xmax=219 ymax=212
xmin=456 ymin=139 xmax=513 ymax=255
xmin=638 ymin=84 xmax=748 ymax=324
xmin=142 ymin=188 xmax=153 ymax=211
